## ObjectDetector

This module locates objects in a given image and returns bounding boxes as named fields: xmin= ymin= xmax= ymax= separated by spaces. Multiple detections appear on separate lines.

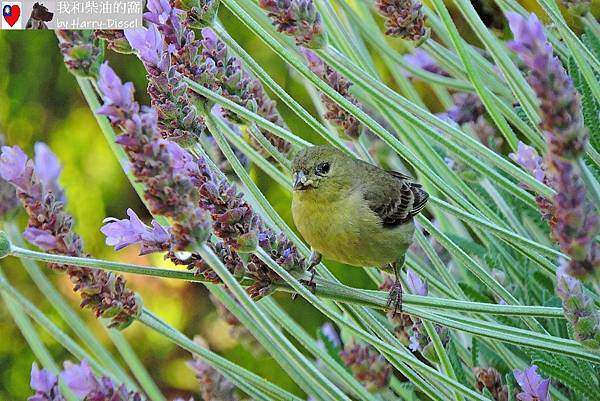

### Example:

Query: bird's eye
xmin=315 ymin=162 xmax=330 ymax=176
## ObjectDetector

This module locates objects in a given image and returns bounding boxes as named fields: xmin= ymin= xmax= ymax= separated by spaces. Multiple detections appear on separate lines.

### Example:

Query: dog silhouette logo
xmin=26 ymin=2 xmax=53 ymax=29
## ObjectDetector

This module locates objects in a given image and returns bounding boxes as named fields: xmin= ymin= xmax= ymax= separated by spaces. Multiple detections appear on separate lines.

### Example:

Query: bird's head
xmin=291 ymin=145 xmax=352 ymax=194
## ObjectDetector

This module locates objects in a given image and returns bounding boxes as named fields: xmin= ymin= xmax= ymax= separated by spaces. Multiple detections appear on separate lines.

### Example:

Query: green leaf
xmin=568 ymin=57 xmax=600 ymax=151
xmin=528 ymin=350 xmax=600 ymax=401
xmin=447 ymin=340 xmax=469 ymax=387
xmin=471 ymin=338 xmax=480 ymax=367
xmin=317 ymin=326 xmax=346 ymax=368
xmin=505 ymin=373 xmax=515 ymax=401
xmin=583 ymin=28 xmax=600 ymax=61
xmin=444 ymin=234 xmax=488 ymax=258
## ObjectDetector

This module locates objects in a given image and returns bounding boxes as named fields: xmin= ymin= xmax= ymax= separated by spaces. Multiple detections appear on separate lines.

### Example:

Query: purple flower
xmin=375 ymin=0 xmax=427 ymax=40
xmin=513 ymin=365 xmax=552 ymax=401
xmin=101 ymin=208 xmax=147 ymax=251
xmin=97 ymin=63 xmax=137 ymax=123
xmin=506 ymin=13 xmax=550 ymax=70
xmin=509 ymin=142 xmax=545 ymax=183
xmin=101 ymin=208 xmax=171 ymax=255
xmin=507 ymin=12 xmax=587 ymax=158
xmin=30 ymin=364 xmax=57 ymax=393
xmin=507 ymin=13 xmax=599 ymax=279
xmin=401 ymin=49 xmax=447 ymax=77
xmin=61 ymin=360 xmax=97 ymax=399
xmin=166 ymin=141 xmax=200 ymax=176
xmin=24 ymin=228 xmax=58 ymax=251
xmin=320 ymin=322 xmax=341 ymax=347
xmin=28 ymin=360 xmax=146 ymax=401
xmin=0 ymin=137 xmax=18 ymax=219
xmin=0 ymin=145 xmax=31 ymax=191
xmin=144 ymin=0 xmax=175 ymax=25
xmin=258 ymin=0 xmax=327 ymax=48
xmin=124 ymin=25 xmax=167 ymax=68
xmin=34 ymin=143 xmax=62 ymax=196
xmin=406 ymin=269 xmax=428 ymax=296
xmin=28 ymin=364 xmax=63 ymax=401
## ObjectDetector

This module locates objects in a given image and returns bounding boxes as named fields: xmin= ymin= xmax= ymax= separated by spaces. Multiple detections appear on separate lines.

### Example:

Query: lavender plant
xmin=2 ymin=0 xmax=600 ymax=400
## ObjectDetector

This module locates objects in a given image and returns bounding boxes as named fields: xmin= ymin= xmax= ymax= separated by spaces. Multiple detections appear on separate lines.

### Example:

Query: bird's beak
xmin=293 ymin=171 xmax=308 ymax=190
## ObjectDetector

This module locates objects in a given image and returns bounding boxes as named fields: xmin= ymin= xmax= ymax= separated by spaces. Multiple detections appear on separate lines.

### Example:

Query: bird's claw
xmin=386 ymin=280 xmax=403 ymax=318
xmin=291 ymin=267 xmax=317 ymax=300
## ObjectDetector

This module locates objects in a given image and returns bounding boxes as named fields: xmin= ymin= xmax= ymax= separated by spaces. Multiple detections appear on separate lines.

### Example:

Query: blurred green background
xmin=0 ymin=1 xmax=598 ymax=399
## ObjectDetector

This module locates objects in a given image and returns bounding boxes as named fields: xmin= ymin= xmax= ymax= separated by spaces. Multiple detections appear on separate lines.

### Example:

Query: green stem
xmin=197 ymin=244 xmax=352 ymax=401
xmin=108 ymin=330 xmax=166 ymax=401
xmin=138 ymin=309 xmax=303 ymax=401
xmin=3 ymin=223 xmax=144 ymax=395
xmin=3 ymin=243 xmax=566 ymax=318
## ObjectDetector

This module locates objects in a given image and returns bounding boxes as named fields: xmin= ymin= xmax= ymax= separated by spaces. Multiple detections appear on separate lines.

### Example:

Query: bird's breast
xmin=292 ymin=190 xmax=414 ymax=267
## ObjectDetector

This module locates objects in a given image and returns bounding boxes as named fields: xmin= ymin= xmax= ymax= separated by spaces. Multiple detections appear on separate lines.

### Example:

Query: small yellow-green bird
xmin=291 ymin=145 xmax=428 ymax=315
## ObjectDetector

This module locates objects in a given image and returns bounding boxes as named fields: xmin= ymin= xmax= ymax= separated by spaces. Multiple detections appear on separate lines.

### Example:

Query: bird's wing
xmin=363 ymin=170 xmax=429 ymax=228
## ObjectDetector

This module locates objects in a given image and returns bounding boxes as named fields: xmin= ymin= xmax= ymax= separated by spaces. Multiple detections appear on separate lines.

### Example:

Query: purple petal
xmin=34 ymin=143 xmax=62 ymax=191
xmin=0 ymin=145 xmax=28 ymax=183
xmin=61 ymin=360 xmax=97 ymax=399
xmin=24 ymin=228 xmax=58 ymax=251
xmin=320 ymin=323 xmax=341 ymax=347
xmin=406 ymin=269 xmax=428 ymax=296
xmin=100 ymin=208 xmax=147 ymax=251
xmin=30 ymin=363 xmax=57 ymax=393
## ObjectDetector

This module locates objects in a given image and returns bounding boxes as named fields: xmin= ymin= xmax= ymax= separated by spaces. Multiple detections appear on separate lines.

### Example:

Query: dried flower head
xmin=57 ymin=30 xmax=104 ymax=78
xmin=340 ymin=340 xmax=391 ymax=392
xmin=258 ymin=0 xmax=327 ymax=48
xmin=188 ymin=337 xmax=241 ymax=401
xmin=473 ymin=367 xmax=508 ymax=401
xmin=375 ymin=0 xmax=427 ymax=40
xmin=301 ymin=48 xmax=363 ymax=139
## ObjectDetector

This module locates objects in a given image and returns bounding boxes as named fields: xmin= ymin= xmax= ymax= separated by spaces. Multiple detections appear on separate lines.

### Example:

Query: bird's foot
xmin=386 ymin=279 xmax=403 ymax=318
xmin=291 ymin=265 xmax=317 ymax=300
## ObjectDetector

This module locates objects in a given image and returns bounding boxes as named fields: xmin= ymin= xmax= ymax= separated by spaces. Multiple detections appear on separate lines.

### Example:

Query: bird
xmin=291 ymin=145 xmax=429 ymax=316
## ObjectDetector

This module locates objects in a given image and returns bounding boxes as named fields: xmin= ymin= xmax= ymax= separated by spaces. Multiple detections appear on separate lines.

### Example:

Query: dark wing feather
xmin=364 ymin=170 xmax=429 ymax=228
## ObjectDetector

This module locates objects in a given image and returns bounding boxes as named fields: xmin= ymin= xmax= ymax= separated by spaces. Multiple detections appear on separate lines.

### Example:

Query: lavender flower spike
xmin=556 ymin=266 xmax=600 ymax=349
xmin=2 ymin=143 xmax=141 ymax=329
xmin=375 ymin=0 xmax=427 ymax=41
xmin=507 ymin=12 xmax=587 ymax=159
xmin=513 ymin=365 xmax=552 ymax=401
xmin=259 ymin=0 xmax=327 ymax=48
